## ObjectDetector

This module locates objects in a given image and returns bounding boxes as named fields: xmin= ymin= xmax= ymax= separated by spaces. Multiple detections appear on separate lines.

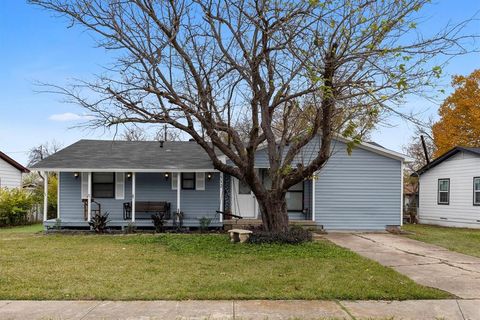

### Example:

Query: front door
xmin=231 ymin=178 xmax=257 ymax=218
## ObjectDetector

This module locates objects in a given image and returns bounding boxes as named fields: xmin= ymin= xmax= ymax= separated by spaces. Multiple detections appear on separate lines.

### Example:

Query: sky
xmin=0 ymin=0 xmax=479 ymax=166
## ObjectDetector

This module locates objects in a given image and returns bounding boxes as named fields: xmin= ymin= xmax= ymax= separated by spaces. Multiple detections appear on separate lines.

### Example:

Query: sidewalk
xmin=0 ymin=299 xmax=478 ymax=320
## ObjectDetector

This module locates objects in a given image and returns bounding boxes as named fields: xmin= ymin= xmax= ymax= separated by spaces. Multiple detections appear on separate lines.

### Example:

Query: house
xmin=0 ymin=151 xmax=29 ymax=188
xmin=30 ymin=137 xmax=407 ymax=230
xmin=416 ymin=147 xmax=480 ymax=228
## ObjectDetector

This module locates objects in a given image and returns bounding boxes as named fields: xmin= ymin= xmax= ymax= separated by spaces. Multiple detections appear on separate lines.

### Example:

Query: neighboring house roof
xmin=416 ymin=146 xmax=480 ymax=176
xmin=0 ymin=151 xmax=30 ymax=173
xmin=30 ymin=140 xmax=216 ymax=171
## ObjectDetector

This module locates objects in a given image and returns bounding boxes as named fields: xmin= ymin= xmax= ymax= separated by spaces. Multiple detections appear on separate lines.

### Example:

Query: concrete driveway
xmin=325 ymin=233 xmax=480 ymax=299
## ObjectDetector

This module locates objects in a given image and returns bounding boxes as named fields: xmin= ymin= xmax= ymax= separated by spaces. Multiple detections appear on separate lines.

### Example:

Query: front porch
xmin=43 ymin=171 xmax=224 ymax=228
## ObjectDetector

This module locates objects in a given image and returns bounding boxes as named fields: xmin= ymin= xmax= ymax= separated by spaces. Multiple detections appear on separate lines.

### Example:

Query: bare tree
xmin=121 ymin=125 xmax=181 ymax=141
xmin=403 ymin=120 xmax=436 ymax=172
xmin=30 ymin=0 xmax=474 ymax=232
xmin=121 ymin=127 xmax=148 ymax=141
xmin=26 ymin=141 xmax=63 ymax=197
xmin=28 ymin=140 xmax=63 ymax=177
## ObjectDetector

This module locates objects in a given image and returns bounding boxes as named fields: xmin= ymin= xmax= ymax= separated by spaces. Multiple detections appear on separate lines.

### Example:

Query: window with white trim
xmin=92 ymin=172 xmax=115 ymax=198
xmin=474 ymin=177 xmax=480 ymax=205
xmin=181 ymin=173 xmax=195 ymax=190
xmin=438 ymin=179 xmax=450 ymax=205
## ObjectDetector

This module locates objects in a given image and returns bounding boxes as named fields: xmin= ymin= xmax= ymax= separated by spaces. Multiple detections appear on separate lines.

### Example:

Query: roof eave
xmin=0 ymin=152 xmax=30 ymax=173
xmin=29 ymin=168 xmax=218 ymax=173
xmin=416 ymin=146 xmax=480 ymax=176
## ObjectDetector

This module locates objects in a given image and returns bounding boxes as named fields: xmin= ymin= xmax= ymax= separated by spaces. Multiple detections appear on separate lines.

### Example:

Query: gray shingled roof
xmin=30 ymin=140 xmax=216 ymax=171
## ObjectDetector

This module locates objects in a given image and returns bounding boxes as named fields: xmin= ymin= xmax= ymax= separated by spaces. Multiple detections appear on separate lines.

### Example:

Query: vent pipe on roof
xmin=421 ymin=135 xmax=430 ymax=164
xmin=159 ymin=141 xmax=164 ymax=148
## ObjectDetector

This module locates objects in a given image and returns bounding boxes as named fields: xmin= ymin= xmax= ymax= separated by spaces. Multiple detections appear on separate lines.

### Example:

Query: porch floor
xmin=44 ymin=218 xmax=319 ymax=229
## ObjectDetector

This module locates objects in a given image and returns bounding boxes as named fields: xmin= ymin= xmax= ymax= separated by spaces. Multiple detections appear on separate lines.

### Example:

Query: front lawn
xmin=403 ymin=224 xmax=480 ymax=258
xmin=0 ymin=226 xmax=449 ymax=300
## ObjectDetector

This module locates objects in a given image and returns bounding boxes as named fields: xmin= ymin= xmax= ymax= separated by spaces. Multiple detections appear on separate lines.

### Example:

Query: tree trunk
xmin=257 ymin=192 xmax=289 ymax=232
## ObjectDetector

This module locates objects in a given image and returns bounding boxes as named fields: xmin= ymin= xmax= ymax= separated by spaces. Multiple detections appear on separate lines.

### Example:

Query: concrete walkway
xmin=324 ymin=233 xmax=480 ymax=299
xmin=0 ymin=299 xmax=479 ymax=320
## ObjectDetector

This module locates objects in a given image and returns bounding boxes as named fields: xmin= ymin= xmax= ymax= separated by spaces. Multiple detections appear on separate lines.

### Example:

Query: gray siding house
xmin=31 ymin=137 xmax=407 ymax=230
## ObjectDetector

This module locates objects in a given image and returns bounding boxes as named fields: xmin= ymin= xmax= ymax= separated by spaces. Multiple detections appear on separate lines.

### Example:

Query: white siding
xmin=0 ymin=158 xmax=23 ymax=188
xmin=419 ymin=151 xmax=480 ymax=228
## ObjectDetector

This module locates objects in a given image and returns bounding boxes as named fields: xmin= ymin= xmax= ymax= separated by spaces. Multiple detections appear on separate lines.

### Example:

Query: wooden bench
xmin=228 ymin=229 xmax=253 ymax=243
xmin=123 ymin=201 xmax=171 ymax=220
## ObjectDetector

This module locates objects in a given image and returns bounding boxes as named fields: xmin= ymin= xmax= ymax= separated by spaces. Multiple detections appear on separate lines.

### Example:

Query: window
xmin=261 ymin=169 xmax=272 ymax=190
xmin=286 ymin=182 xmax=304 ymax=212
xmin=238 ymin=179 xmax=251 ymax=194
xmin=92 ymin=173 xmax=115 ymax=198
xmin=474 ymin=177 xmax=480 ymax=206
xmin=437 ymin=179 xmax=450 ymax=205
xmin=181 ymin=173 xmax=195 ymax=190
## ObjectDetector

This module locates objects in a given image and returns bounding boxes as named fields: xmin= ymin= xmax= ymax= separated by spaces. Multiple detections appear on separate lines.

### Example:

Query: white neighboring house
xmin=0 ymin=151 xmax=29 ymax=188
xmin=417 ymin=147 xmax=480 ymax=228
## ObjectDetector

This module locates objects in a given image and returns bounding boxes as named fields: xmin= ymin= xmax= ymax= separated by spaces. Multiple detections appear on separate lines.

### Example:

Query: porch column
xmin=400 ymin=162 xmax=404 ymax=226
xmin=43 ymin=171 xmax=48 ymax=222
xmin=176 ymin=172 xmax=181 ymax=212
xmin=57 ymin=171 xmax=60 ymax=219
xmin=87 ymin=172 xmax=92 ymax=221
xmin=132 ymin=172 xmax=136 ymax=222
xmin=311 ymin=173 xmax=316 ymax=222
xmin=219 ymin=172 xmax=223 ymax=222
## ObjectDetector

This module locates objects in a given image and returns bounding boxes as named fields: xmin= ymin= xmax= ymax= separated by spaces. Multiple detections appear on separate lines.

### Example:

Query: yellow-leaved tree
xmin=432 ymin=70 xmax=480 ymax=157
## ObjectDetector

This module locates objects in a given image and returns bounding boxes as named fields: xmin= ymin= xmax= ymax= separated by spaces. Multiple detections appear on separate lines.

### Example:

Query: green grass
xmin=0 ymin=227 xmax=450 ymax=300
xmin=0 ymin=223 xmax=43 ymax=233
xmin=403 ymin=224 xmax=480 ymax=258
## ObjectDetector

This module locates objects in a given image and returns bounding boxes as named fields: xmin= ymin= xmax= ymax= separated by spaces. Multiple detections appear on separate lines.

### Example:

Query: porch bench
xmin=228 ymin=229 xmax=253 ymax=243
xmin=123 ymin=201 xmax=171 ymax=220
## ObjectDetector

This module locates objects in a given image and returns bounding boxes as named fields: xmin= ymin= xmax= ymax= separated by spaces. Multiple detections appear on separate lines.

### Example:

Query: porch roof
xmin=30 ymin=139 xmax=217 ymax=171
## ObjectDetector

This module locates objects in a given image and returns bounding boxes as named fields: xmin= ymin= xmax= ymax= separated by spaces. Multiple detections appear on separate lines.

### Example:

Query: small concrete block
xmin=228 ymin=229 xmax=253 ymax=243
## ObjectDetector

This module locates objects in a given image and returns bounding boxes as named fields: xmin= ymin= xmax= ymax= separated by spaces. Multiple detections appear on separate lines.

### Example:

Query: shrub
xmin=125 ymin=222 xmax=137 ymax=233
xmin=173 ymin=211 xmax=184 ymax=231
xmin=54 ymin=218 xmax=62 ymax=230
xmin=151 ymin=212 xmax=167 ymax=233
xmin=198 ymin=216 xmax=212 ymax=233
xmin=88 ymin=212 xmax=110 ymax=233
xmin=0 ymin=188 xmax=35 ymax=226
xmin=247 ymin=225 xmax=313 ymax=244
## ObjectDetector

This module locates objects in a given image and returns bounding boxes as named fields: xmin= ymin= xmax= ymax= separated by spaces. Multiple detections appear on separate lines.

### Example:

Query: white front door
xmin=231 ymin=178 xmax=257 ymax=218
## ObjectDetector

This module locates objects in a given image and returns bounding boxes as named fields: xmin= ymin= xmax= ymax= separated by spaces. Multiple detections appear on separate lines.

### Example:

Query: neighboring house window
xmin=181 ymin=173 xmax=195 ymax=190
xmin=92 ymin=173 xmax=115 ymax=198
xmin=474 ymin=177 xmax=480 ymax=206
xmin=437 ymin=179 xmax=450 ymax=205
